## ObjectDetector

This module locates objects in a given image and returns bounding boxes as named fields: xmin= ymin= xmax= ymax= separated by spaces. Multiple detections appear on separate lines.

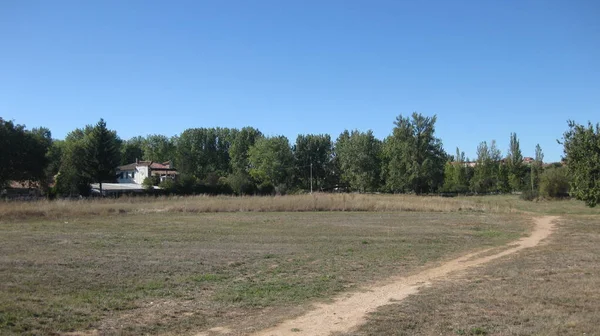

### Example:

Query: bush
xmin=216 ymin=177 xmax=233 ymax=195
xmin=256 ymin=183 xmax=275 ymax=195
xmin=520 ymin=189 xmax=539 ymax=201
xmin=539 ymin=166 xmax=570 ymax=199
xmin=158 ymin=179 xmax=177 ymax=194
xmin=142 ymin=176 xmax=159 ymax=191
xmin=176 ymin=175 xmax=198 ymax=195
xmin=274 ymin=183 xmax=289 ymax=195
xmin=227 ymin=173 xmax=255 ymax=195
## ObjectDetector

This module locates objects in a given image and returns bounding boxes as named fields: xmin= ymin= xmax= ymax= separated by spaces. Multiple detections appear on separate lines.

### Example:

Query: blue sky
xmin=1 ymin=0 xmax=598 ymax=162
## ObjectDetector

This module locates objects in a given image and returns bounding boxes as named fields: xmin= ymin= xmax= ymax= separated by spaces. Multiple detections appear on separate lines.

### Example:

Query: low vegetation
xmin=344 ymin=215 xmax=600 ymax=336
xmin=0 ymin=193 xmax=523 ymax=222
xmin=0 ymin=196 xmax=532 ymax=335
xmin=5 ymin=115 xmax=599 ymax=210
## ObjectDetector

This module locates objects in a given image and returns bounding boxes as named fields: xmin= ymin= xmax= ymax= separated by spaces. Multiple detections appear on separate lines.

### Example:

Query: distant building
xmin=91 ymin=160 xmax=178 ymax=196
xmin=1 ymin=181 xmax=43 ymax=198
xmin=116 ymin=160 xmax=178 ymax=184
xmin=522 ymin=157 xmax=535 ymax=164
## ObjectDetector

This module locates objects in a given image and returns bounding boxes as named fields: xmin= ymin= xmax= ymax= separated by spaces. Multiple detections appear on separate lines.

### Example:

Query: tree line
xmin=1 ymin=113 xmax=599 ymax=207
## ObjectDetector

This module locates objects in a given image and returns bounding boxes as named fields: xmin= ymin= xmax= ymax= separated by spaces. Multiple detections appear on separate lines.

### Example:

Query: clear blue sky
xmin=2 ymin=0 xmax=598 ymax=162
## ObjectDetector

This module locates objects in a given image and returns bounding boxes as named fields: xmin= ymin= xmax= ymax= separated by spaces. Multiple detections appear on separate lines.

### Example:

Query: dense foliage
xmin=2 ymin=115 xmax=598 ymax=207
xmin=382 ymin=113 xmax=445 ymax=194
xmin=562 ymin=121 xmax=600 ymax=207
xmin=0 ymin=118 xmax=51 ymax=189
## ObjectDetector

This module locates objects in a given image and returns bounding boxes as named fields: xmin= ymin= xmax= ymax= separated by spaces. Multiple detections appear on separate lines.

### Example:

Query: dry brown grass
xmin=343 ymin=215 xmax=600 ymax=336
xmin=2 ymin=194 xmax=598 ymax=335
xmin=0 ymin=211 xmax=529 ymax=335
xmin=0 ymin=194 xmax=519 ymax=221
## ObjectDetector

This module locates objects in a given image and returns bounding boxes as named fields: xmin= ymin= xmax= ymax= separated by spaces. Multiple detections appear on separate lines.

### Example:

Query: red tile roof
xmin=117 ymin=161 xmax=176 ymax=171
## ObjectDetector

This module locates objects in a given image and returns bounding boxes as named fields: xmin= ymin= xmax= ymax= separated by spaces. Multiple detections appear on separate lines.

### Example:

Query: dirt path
xmin=234 ymin=216 xmax=557 ymax=336
xmin=196 ymin=216 xmax=557 ymax=336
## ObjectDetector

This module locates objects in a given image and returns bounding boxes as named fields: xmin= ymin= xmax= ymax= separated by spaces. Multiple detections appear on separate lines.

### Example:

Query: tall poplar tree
xmin=507 ymin=132 xmax=525 ymax=191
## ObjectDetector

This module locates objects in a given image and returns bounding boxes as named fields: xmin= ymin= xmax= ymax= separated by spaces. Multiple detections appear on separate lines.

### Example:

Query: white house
xmin=116 ymin=160 xmax=178 ymax=184
xmin=91 ymin=160 xmax=178 ymax=195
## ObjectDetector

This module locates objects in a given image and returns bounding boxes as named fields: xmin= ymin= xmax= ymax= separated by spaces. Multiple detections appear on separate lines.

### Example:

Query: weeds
xmin=0 ymin=194 xmax=520 ymax=222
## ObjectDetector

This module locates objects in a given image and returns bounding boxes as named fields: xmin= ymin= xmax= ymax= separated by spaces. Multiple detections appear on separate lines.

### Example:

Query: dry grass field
xmin=0 ymin=194 xmax=598 ymax=336
xmin=0 ymin=194 xmax=520 ymax=222
xmin=343 ymin=215 xmax=600 ymax=336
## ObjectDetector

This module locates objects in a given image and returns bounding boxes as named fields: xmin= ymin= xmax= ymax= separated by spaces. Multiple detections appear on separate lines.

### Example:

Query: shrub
xmin=176 ymin=175 xmax=198 ymax=195
xmin=539 ymin=166 xmax=570 ymax=199
xmin=520 ymin=189 xmax=538 ymax=201
xmin=158 ymin=179 xmax=177 ymax=194
xmin=274 ymin=183 xmax=288 ymax=196
xmin=142 ymin=176 xmax=159 ymax=191
xmin=216 ymin=177 xmax=233 ymax=195
xmin=227 ymin=173 xmax=255 ymax=195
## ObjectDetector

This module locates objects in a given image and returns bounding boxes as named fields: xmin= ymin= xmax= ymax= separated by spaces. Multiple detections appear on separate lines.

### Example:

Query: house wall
xmin=134 ymin=166 xmax=149 ymax=184
xmin=116 ymin=166 xmax=150 ymax=184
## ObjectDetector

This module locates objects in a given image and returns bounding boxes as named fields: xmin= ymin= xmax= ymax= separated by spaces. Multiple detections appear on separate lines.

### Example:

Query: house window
xmin=131 ymin=172 xmax=135 ymax=179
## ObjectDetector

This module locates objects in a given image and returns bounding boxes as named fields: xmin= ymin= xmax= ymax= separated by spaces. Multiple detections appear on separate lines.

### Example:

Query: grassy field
xmin=342 ymin=217 xmax=600 ymax=336
xmin=0 ymin=193 xmax=522 ymax=222
xmin=0 ymin=196 xmax=532 ymax=336
xmin=0 ymin=194 xmax=597 ymax=335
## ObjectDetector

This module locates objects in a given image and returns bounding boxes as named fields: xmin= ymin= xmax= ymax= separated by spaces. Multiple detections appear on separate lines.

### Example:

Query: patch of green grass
xmin=469 ymin=327 xmax=488 ymax=335
xmin=473 ymin=229 xmax=502 ymax=238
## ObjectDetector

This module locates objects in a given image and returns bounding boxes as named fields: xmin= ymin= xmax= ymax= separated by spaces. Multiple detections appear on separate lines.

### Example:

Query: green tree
xmin=56 ymin=127 xmax=93 ymax=196
xmin=442 ymin=147 xmax=470 ymax=193
xmin=120 ymin=136 xmax=145 ymax=165
xmin=142 ymin=176 xmax=159 ymax=191
xmin=497 ymin=161 xmax=510 ymax=193
xmin=227 ymin=127 xmax=262 ymax=194
xmin=0 ymin=119 xmax=52 ymax=190
xmin=442 ymin=162 xmax=455 ymax=192
xmin=506 ymin=132 xmax=525 ymax=191
xmin=470 ymin=140 xmax=502 ymax=193
xmin=45 ymin=140 xmax=64 ymax=180
xmin=227 ymin=172 xmax=255 ymax=195
xmin=25 ymin=127 xmax=53 ymax=194
xmin=176 ymin=128 xmax=238 ymax=180
xmin=539 ymin=166 xmax=570 ymax=199
xmin=335 ymin=130 xmax=381 ymax=192
xmin=230 ymin=127 xmax=262 ymax=174
xmin=83 ymin=119 xmax=121 ymax=196
xmin=383 ymin=113 xmax=446 ymax=194
xmin=248 ymin=136 xmax=294 ymax=193
xmin=531 ymin=144 xmax=544 ymax=191
xmin=561 ymin=120 xmax=600 ymax=207
xmin=292 ymin=134 xmax=334 ymax=191
xmin=143 ymin=134 xmax=176 ymax=163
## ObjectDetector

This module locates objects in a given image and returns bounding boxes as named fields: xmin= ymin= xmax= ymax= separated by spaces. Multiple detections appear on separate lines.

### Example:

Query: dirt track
xmin=196 ymin=216 xmax=557 ymax=336
xmin=232 ymin=216 xmax=558 ymax=336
